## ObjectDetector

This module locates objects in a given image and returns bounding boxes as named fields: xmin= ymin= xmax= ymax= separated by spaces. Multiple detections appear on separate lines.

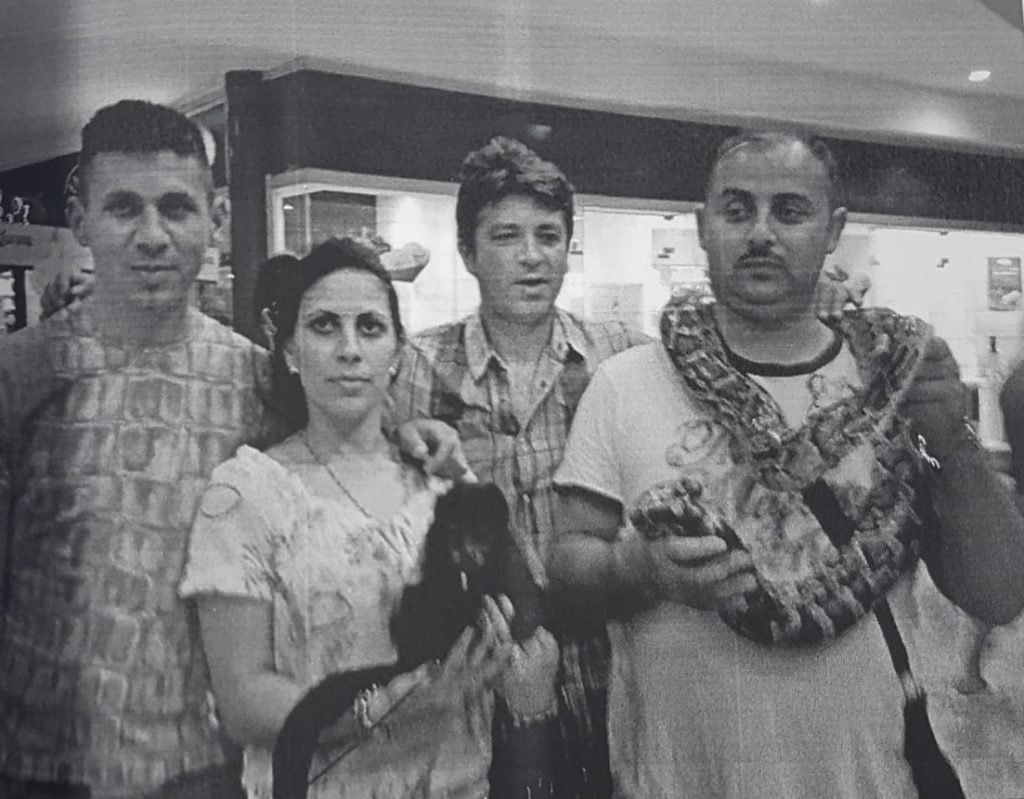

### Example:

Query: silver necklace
xmin=301 ymin=433 xmax=379 ymax=519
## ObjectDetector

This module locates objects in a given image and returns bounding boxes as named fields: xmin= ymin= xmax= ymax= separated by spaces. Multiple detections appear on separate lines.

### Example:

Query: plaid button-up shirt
xmin=392 ymin=309 xmax=649 ymax=786
xmin=393 ymin=309 xmax=648 ymax=579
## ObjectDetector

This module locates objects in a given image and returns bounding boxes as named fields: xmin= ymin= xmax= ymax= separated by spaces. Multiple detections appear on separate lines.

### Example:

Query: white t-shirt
xmin=555 ymin=342 xmax=918 ymax=799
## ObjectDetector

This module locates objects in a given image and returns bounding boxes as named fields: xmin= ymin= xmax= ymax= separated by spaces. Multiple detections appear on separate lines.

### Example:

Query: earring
xmin=388 ymin=359 xmax=401 ymax=385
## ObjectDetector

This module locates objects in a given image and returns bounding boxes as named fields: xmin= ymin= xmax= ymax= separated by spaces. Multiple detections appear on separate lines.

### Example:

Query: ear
xmin=458 ymin=241 xmax=478 ymax=277
xmin=825 ymin=206 xmax=848 ymax=254
xmin=210 ymin=194 xmax=230 ymax=248
xmin=696 ymin=204 xmax=709 ymax=253
xmin=259 ymin=307 xmax=277 ymax=353
xmin=67 ymin=196 xmax=89 ymax=248
xmin=281 ymin=337 xmax=299 ymax=376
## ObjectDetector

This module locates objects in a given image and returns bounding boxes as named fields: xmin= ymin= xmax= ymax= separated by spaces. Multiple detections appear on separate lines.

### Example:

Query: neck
xmin=714 ymin=304 xmax=833 ymax=365
xmin=479 ymin=308 xmax=555 ymax=365
xmin=303 ymin=407 xmax=389 ymax=459
xmin=90 ymin=289 xmax=192 ymax=348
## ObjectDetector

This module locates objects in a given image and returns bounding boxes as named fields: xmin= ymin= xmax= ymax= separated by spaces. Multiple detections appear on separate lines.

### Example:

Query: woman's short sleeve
xmin=179 ymin=450 xmax=284 ymax=602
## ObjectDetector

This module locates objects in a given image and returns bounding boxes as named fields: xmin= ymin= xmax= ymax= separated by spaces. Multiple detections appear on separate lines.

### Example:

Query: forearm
xmin=215 ymin=670 xmax=305 ymax=749
xmin=547 ymin=531 xmax=649 ymax=603
xmin=927 ymin=442 xmax=1024 ymax=625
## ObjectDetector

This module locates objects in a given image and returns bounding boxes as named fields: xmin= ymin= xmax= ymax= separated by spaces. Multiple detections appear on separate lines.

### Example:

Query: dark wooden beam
xmin=225 ymin=70 xmax=272 ymax=343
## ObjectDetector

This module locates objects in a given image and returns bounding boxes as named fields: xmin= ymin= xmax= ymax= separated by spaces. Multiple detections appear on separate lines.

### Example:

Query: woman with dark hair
xmin=179 ymin=238 xmax=560 ymax=799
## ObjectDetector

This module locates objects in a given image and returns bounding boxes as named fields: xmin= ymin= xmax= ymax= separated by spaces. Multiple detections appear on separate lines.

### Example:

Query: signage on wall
xmin=652 ymin=227 xmax=709 ymax=296
xmin=0 ymin=222 xmax=60 ymax=263
xmin=197 ymin=247 xmax=221 ymax=283
xmin=987 ymin=257 xmax=1022 ymax=311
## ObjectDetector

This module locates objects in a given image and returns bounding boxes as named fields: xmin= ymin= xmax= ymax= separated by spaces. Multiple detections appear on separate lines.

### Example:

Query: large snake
xmin=628 ymin=294 xmax=934 ymax=646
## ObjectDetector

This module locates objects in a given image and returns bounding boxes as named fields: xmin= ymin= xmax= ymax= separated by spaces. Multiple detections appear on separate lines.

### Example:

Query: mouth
xmin=131 ymin=264 xmax=176 ymax=274
xmin=737 ymin=256 xmax=786 ymax=272
xmin=326 ymin=376 xmax=371 ymax=384
xmin=516 ymin=277 xmax=550 ymax=289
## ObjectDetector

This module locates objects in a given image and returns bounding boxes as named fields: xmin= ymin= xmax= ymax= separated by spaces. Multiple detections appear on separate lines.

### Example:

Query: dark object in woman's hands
xmin=272 ymin=482 xmax=540 ymax=799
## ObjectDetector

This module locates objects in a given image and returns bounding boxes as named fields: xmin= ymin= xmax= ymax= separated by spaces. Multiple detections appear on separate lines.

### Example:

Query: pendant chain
xmin=301 ymin=432 xmax=379 ymax=519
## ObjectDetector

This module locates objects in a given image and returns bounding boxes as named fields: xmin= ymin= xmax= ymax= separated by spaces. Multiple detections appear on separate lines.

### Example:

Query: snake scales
xmin=629 ymin=294 xmax=935 ymax=646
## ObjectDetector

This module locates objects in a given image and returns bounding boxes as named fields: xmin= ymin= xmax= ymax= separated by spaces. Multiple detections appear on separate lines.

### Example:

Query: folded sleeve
xmin=553 ymin=364 xmax=624 ymax=505
xmin=179 ymin=453 xmax=282 ymax=602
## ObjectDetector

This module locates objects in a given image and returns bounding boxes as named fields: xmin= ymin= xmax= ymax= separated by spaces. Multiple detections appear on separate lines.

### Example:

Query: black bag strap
xmin=875 ymin=598 xmax=913 ymax=680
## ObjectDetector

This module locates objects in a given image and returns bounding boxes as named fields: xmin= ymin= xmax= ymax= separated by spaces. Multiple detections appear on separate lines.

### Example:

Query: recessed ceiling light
xmin=969 ymin=70 xmax=992 ymax=82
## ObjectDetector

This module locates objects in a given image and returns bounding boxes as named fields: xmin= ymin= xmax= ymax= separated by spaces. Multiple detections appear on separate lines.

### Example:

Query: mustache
xmin=737 ymin=247 xmax=786 ymax=268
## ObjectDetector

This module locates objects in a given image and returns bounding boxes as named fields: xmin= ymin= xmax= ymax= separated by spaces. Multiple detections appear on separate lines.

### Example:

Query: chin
xmin=136 ymin=290 xmax=188 ymax=311
xmin=510 ymin=301 xmax=556 ymax=322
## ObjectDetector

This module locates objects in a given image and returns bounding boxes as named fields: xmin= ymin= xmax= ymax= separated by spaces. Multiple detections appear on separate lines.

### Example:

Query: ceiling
xmin=2 ymin=0 xmax=1023 ymax=172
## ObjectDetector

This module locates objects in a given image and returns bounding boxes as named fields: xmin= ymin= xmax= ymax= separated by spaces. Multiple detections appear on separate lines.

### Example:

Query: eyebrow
xmin=300 ymin=307 xmax=341 ymax=321
xmin=100 ymin=190 xmax=141 ymax=207
xmin=159 ymin=191 xmax=200 ymax=207
xmin=773 ymin=192 xmax=814 ymax=206
xmin=300 ymin=307 xmax=387 ymax=319
xmin=718 ymin=188 xmax=814 ymax=204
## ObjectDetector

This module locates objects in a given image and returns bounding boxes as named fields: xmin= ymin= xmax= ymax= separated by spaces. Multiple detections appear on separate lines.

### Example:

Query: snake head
xmin=629 ymin=478 xmax=746 ymax=552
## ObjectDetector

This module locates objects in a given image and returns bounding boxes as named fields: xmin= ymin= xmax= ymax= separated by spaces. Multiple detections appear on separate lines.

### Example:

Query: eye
xmin=308 ymin=314 xmax=338 ymax=334
xmin=159 ymin=194 xmax=200 ymax=222
xmin=537 ymin=230 xmax=565 ymax=246
xmin=721 ymin=200 xmax=751 ymax=222
xmin=774 ymin=201 xmax=811 ymax=224
xmin=357 ymin=313 xmax=389 ymax=337
xmin=491 ymin=229 xmax=521 ymax=244
xmin=103 ymin=194 xmax=142 ymax=219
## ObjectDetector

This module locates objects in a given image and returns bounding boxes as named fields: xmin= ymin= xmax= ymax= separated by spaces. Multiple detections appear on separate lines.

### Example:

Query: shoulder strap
xmin=875 ymin=598 xmax=911 ymax=677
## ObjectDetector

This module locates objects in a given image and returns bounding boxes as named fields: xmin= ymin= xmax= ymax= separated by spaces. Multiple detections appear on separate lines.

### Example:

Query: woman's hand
xmin=386 ymin=596 xmax=514 ymax=725
xmin=496 ymin=626 xmax=560 ymax=719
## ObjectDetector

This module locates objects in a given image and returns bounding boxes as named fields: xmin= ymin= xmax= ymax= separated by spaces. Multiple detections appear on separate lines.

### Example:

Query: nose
xmin=334 ymin=324 xmax=363 ymax=361
xmin=134 ymin=205 xmax=170 ymax=258
xmin=747 ymin=208 xmax=778 ymax=250
xmin=518 ymin=234 xmax=543 ymax=267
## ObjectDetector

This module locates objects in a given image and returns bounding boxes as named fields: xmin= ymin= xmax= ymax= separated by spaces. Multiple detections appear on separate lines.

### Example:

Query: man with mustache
xmin=549 ymin=130 xmax=1024 ymax=798
xmin=391 ymin=135 xmax=871 ymax=797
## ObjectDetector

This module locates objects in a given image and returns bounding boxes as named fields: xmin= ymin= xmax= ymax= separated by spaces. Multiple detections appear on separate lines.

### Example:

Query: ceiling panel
xmin=2 ymin=0 xmax=1023 ymax=171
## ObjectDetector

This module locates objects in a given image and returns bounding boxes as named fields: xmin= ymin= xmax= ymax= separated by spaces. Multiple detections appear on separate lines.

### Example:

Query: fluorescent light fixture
xmin=969 ymin=70 xmax=992 ymax=82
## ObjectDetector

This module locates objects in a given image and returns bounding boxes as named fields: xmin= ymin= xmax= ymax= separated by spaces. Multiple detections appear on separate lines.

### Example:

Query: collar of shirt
xmin=463 ymin=309 xmax=589 ymax=382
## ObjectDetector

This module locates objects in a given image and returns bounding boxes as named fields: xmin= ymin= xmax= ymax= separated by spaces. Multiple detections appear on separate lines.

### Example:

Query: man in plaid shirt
xmin=391 ymin=137 xmax=643 ymax=797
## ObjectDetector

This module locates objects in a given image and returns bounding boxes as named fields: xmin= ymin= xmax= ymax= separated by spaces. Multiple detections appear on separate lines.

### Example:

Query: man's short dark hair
xmin=77 ymin=100 xmax=210 ymax=201
xmin=456 ymin=137 xmax=575 ymax=253
xmin=708 ymin=130 xmax=845 ymax=210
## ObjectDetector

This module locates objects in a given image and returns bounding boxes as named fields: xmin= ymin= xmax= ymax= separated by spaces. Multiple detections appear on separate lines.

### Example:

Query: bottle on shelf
xmin=977 ymin=335 xmax=1006 ymax=446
